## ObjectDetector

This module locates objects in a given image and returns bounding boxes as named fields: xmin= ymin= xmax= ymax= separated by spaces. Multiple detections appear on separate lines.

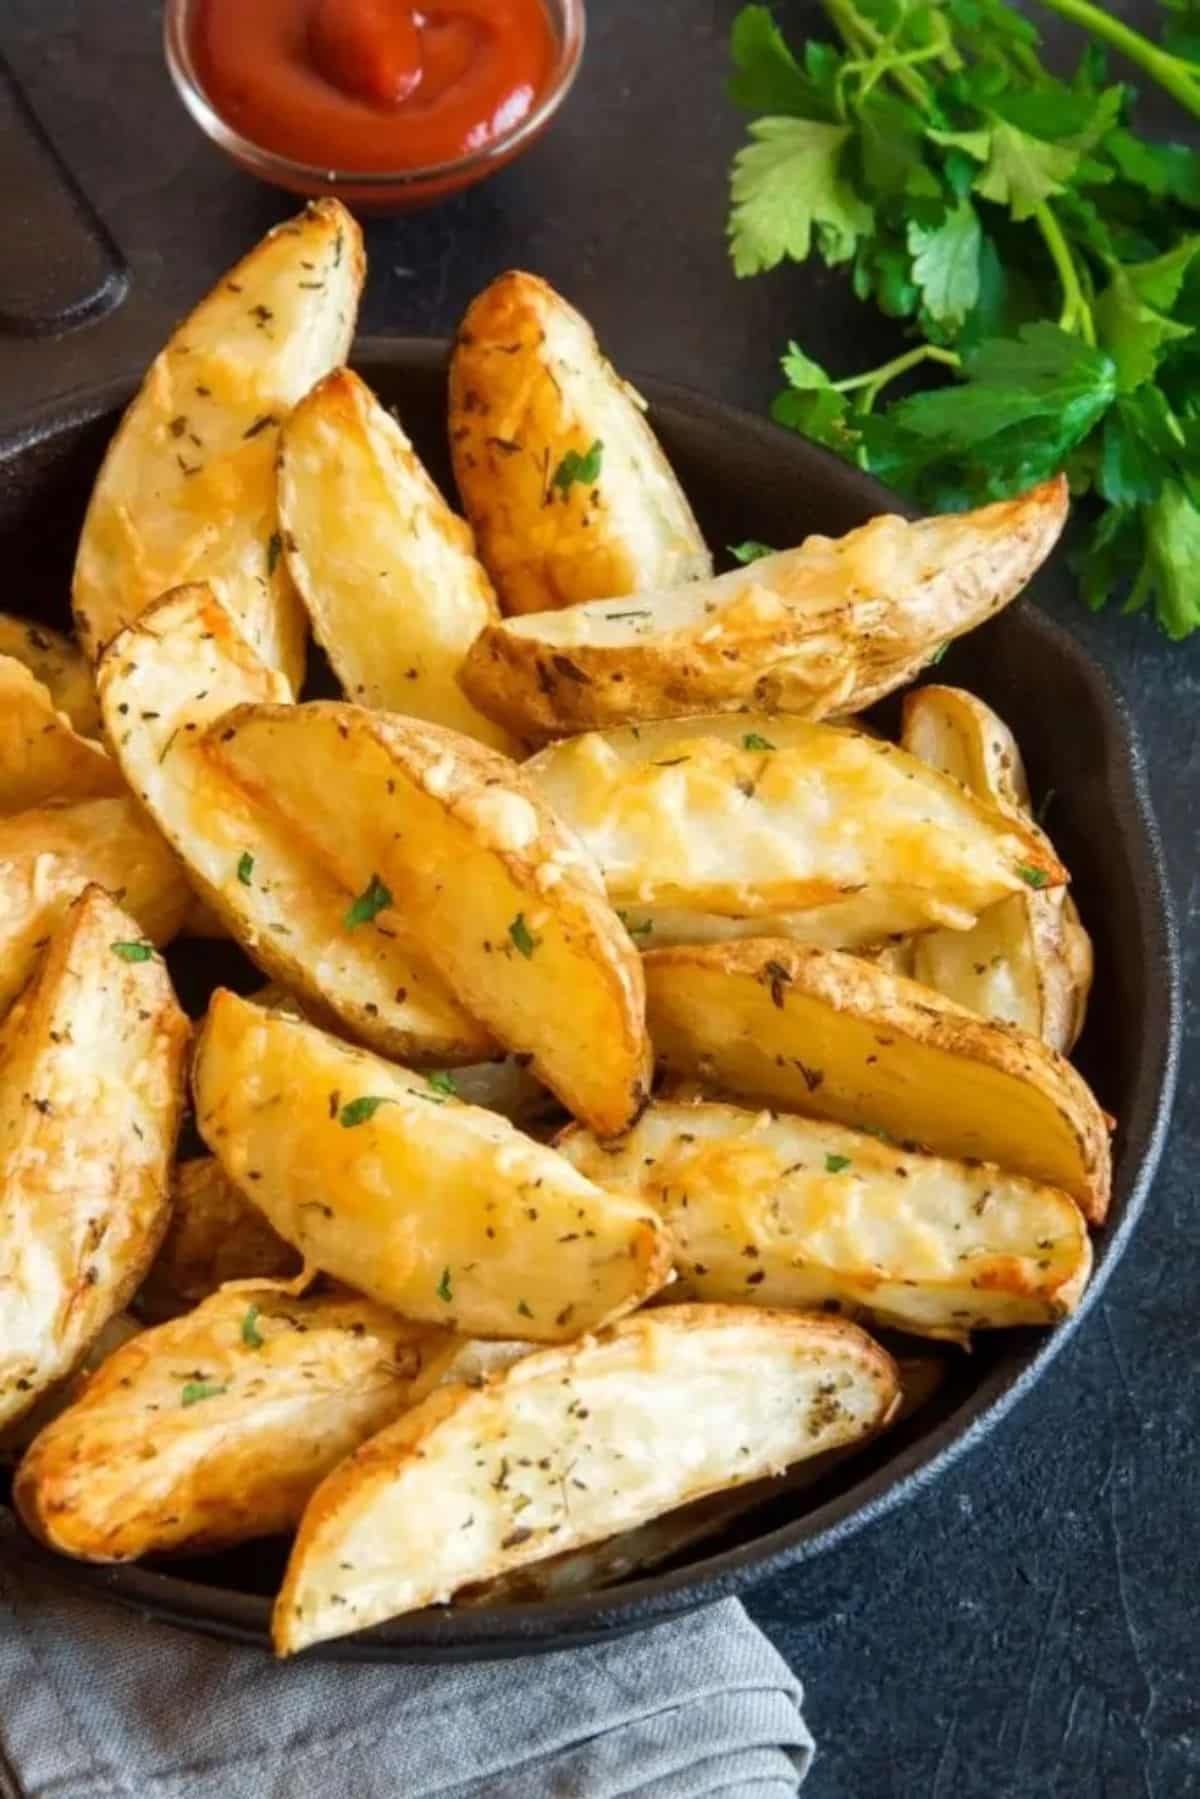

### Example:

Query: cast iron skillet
xmin=0 ymin=340 xmax=1180 ymax=1661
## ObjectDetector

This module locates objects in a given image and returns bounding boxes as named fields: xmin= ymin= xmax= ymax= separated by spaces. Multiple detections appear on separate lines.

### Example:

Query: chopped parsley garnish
xmin=181 ymin=1379 xmax=227 ymax=1407
xmin=436 ymin=1267 xmax=453 ymax=1303
xmin=927 ymin=642 xmax=950 ymax=666
xmin=339 ymin=1095 xmax=392 ymax=1128
xmin=344 ymin=873 xmax=393 ymax=929
xmin=237 ymin=851 xmax=254 ymax=886
xmin=267 ymin=531 xmax=283 ymax=576
xmin=241 ymin=1305 xmax=264 ymax=1349
xmin=551 ymin=439 xmax=604 ymax=494
xmin=426 ymin=1071 xmax=458 ymax=1099
xmin=509 ymin=912 xmax=537 ymax=958
xmin=824 ymin=1154 xmax=852 ymax=1174
xmin=742 ymin=732 xmax=776 ymax=752
xmin=1017 ymin=864 xmax=1050 ymax=890
xmin=617 ymin=910 xmax=654 ymax=939
xmin=729 ymin=540 xmax=776 ymax=564
xmin=111 ymin=941 xmax=154 ymax=963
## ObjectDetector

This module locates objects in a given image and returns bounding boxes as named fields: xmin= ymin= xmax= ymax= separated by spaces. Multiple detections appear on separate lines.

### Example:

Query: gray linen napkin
xmin=0 ymin=1517 xmax=813 ymax=1799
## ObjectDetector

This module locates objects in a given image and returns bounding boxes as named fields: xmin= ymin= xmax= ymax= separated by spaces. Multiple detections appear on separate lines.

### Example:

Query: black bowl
xmin=0 ymin=341 xmax=1180 ymax=1660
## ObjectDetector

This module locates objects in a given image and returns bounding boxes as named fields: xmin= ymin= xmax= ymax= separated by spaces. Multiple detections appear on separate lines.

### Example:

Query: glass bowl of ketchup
xmin=164 ymin=0 xmax=585 ymax=211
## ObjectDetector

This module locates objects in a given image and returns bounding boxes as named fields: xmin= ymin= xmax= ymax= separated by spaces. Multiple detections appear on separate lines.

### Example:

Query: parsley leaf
xmin=237 ymin=851 xmax=254 ymax=886
xmin=181 ymin=1379 xmax=227 ymax=1407
xmin=730 ymin=118 xmax=872 ymax=276
xmin=1140 ymin=481 xmax=1200 ymax=640
xmin=1017 ymin=864 xmax=1050 ymax=889
xmin=241 ymin=1305 xmax=264 ymax=1349
xmin=111 ymin=941 xmax=154 ymax=963
xmin=972 ymin=124 xmax=1080 ymax=222
xmin=742 ymin=732 xmax=777 ymax=751
xmin=509 ymin=913 xmax=537 ymax=958
xmin=729 ymin=540 xmax=776 ymax=563
xmin=339 ymin=1095 xmax=392 ymax=1128
xmin=908 ymin=200 xmax=983 ymax=329
xmin=728 ymin=4 xmax=839 ymax=119
xmin=344 ymin=873 xmax=392 ymax=929
xmin=426 ymin=1071 xmax=458 ymax=1099
xmin=551 ymin=440 xmax=603 ymax=494
xmin=824 ymin=1153 xmax=852 ymax=1174
xmin=437 ymin=1267 xmax=453 ymax=1303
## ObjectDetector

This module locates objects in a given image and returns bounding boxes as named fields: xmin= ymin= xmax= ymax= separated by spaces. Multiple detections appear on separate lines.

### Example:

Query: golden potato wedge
xmin=559 ymin=1099 xmax=1091 ymax=1341
xmin=136 ymin=1157 xmax=301 ymax=1323
xmin=193 ymin=991 xmax=671 ymax=1341
xmin=274 ymin=1305 xmax=897 ymax=1651
xmin=278 ymin=368 xmax=514 ymax=750
xmin=0 ymin=614 xmax=101 ymax=736
xmin=449 ymin=271 xmax=711 ymax=616
xmin=458 ymin=1352 xmax=943 ymax=1606
xmin=0 ymin=657 xmax=120 ymax=812
xmin=644 ymin=942 xmax=1112 ymax=1222
xmin=98 ymin=584 xmax=490 ymax=1066
xmin=0 ymin=1313 xmax=143 ymax=1463
xmin=15 ymin=1287 xmax=447 ymax=1560
xmin=0 ymin=797 xmax=192 ymax=1017
xmin=524 ymin=715 xmax=1062 ymax=945
xmin=203 ymin=703 xmax=651 ymax=1134
xmin=73 ymin=200 xmax=365 ymax=687
xmin=460 ymin=477 xmax=1068 ymax=738
xmin=0 ymin=887 xmax=188 ymax=1431
xmin=901 ymin=685 xmax=1093 ymax=1053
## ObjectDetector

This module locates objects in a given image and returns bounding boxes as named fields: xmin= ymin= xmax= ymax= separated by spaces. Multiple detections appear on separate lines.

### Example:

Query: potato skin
xmin=0 ymin=887 xmax=189 ymax=1431
xmin=72 ymin=200 xmax=365 ymax=688
xmin=204 ymin=703 xmax=652 ymax=1135
xmin=450 ymin=271 xmax=711 ymax=615
xmin=460 ymin=477 xmax=1069 ymax=739
xmin=273 ymin=1305 xmax=898 ymax=1652
xmin=644 ymin=940 xmax=1112 ymax=1223
xmin=901 ymin=685 xmax=1093 ymax=1053
xmin=15 ymin=1286 xmax=447 ymax=1560
xmin=136 ymin=1157 xmax=301 ymax=1323
xmin=0 ymin=614 xmax=101 ymax=737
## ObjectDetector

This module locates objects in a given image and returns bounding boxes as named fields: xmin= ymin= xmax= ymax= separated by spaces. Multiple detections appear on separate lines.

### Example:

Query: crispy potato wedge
xmin=644 ymin=942 xmax=1112 ymax=1222
xmin=0 ymin=657 xmax=120 ymax=811
xmin=449 ymin=271 xmax=711 ymax=616
xmin=278 ymin=368 xmax=514 ymax=751
xmin=98 ymin=584 xmax=491 ymax=1065
xmin=458 ymin=1352 xmax=944 ymax=1606
xmin=136 ymin=1157 xmax=301 ymax=1323
xmin=72 ymin=200 xmax=365 ymax=687
xmin=0 ymin=888 xmax=188 ymax=1431
xmin=524 ymin=715 xmax=1062 ymax=945
xmin=193 ymin=991 xmax=671 ymax=1341
xmin=274 ymin=1305 xmax=897 ymax=1651
xmin=0 ymin=1314 xmax=143 ymax=1463
xmin=204 ymin=703 xmax=651 ymax=1133
xmin=15 ymin=1287 xmax=447 ymax=1560
xmin=460 ymin=477 xmax=1068 ymax=737
xmin=559 ymin=1099 xmax=1091 ymax=1341
xmin=901 ymin=686 xmax=1093 ymax=1053
xmin=0 ymin=615 xmax=101 ymax=736
xmin=0 ymin=797 xmax=192 ymax=1017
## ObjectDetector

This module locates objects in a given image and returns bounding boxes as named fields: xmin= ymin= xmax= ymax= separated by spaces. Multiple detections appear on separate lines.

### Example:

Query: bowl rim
xmin=162 ymin=0 xmax=587 ymax=191
xmin=1 ymin=342 xmax=1182 ymax=1659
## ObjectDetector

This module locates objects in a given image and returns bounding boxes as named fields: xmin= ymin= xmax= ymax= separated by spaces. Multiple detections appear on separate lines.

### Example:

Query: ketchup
xmin=191 ymin=0 xmax=557 ymax=172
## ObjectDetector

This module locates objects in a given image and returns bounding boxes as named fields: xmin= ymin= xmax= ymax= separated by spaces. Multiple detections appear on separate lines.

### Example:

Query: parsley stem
xmin=833 ymin=343 xmax=961 ymax=412
xmin=1031 ymin=0 xmax=1200 ymax=121
xmin=823 ymin=0 xmax=934 ymax=109
xmin=1032 ymin=202 xmax=1095 ymax=347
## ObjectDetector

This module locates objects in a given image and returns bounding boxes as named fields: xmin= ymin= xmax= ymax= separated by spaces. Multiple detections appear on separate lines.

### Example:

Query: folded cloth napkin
xmin=0 ymin=1517 xmax=813 ymax=1799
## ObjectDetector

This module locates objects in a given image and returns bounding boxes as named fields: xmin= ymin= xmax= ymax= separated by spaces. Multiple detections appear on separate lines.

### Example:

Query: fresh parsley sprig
xmin=727 ymin=0 xmax=1200 ymax=638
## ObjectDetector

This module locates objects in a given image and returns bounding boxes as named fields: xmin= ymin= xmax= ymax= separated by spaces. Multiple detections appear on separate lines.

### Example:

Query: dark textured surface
xmin=0 ymin=1 xmax=1196 ymax=1792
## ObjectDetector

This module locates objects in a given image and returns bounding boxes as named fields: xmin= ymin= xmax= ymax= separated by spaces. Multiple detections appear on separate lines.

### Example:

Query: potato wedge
xmin=0 ymin=887 xmax=188 ymax=1431
xmin=15 ymin=1287 xmax=447 ymax=1560
xmin=644 ymin=942 xmax=1112 ymax=1222
xmin=449 ymin=271 xmax=711 ymax=616
xmin=559 ymin=1099 xmax=1091 ymax=1341
xmin=0 ymin=797 xmax=193 ymax=1017
xmin=274 ymin=1305 xmax=898 ymax=1652
xmin=0 ymin=1314 xmax=143 ymax=1463
xmin=203 ymin=703 xmax=651 ymax=1133
xmin=524 ymin=715 xmax=1062 ymax=945
xmin=98 ymin=584 xmax=491 ymax=1066
xmin=136 ymin=1157 xmax=301 ymax=1323
xmin=0 ymin=615 xmax=101 ymax=736
xmin=901 ymin=686 xmax=1093 ymax=1052
xmin=278 ymin=368 xmax=513 ymax=750
xmin=193 ymin=991 xmax=671 ymax=1341
xmin=72 ymin=200 xmax=365 ymax=687
xmin=460 ymin=477 xmax=1068 ymax=738
xmin=0 ymin=657 xmax=120 ymax=811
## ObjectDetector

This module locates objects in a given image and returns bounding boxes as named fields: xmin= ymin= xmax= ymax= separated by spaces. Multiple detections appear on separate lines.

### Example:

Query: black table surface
xmin=2 ymin=3 xmax=1196 ymax=1793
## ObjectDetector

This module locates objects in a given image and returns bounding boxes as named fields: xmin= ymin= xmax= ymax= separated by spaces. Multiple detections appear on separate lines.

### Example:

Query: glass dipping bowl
xmin=163 ymin=0 xmax=586 ymax=212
